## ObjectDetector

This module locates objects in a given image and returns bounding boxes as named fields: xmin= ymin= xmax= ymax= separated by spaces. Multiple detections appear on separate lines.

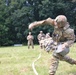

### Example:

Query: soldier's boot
xmin=49 ymin=74 xmax=54 ymax=75
xmin=73 ymin=60 xmax=76 ymax=65
xmin=32 ymin=46 xmax=34 ymax=49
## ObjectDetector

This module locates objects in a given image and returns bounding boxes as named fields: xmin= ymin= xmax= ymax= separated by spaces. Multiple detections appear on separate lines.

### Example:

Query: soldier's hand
xmin=62 ymin=43 xmax=68 ymax=50
xmin=62 ymin=44 xmax=65 ymax=50
xmin=63 ymin=43 xmax=69 ymax=47
xmin=28 ymin=21 xmax=37 ymax=30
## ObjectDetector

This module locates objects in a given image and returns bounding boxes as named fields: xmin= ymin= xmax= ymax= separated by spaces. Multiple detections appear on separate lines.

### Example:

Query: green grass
xmin=0 ymin=44 xmax=76 ymax=75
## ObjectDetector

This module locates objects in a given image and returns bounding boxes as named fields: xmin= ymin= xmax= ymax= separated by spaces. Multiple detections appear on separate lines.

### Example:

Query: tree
xmin=0 ymin=0 xmax=76 ymax=46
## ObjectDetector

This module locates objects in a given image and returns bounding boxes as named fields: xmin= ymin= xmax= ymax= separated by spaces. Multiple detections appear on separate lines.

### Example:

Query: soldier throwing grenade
xmin=29 ymin=15 xmax=76 ymax=75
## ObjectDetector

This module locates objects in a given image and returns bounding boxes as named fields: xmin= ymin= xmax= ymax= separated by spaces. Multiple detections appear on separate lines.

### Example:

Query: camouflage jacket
xmin=37 ymin=33 xmax=45 ymax=41
xmin=52 ymin=24 xmax=75 ymax=46
xmin=27 ymin=35 xmax=34 ymax=41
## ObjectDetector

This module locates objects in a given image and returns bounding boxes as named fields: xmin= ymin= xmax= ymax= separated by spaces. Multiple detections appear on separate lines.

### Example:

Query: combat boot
xmin=49 ymin=74 xmax=54 ymax=75
xmin=49 ymin=73 xmax=55 ymax=75
xmin=73 ymin=61 xmax=76 ymax=65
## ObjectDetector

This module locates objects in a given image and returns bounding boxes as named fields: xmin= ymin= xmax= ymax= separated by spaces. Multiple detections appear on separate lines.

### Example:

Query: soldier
xmin=45 ymin=32 xmax=51 ymax=39
xmin=37 ymin=31 xmax=45 ymax=49
xmin=27 ymin=32 xmax=34 ymax=49
xmin=29 ymin=15 xmax=76 ymax=75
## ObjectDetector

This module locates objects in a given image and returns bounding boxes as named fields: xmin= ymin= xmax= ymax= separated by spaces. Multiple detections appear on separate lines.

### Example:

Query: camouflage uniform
xmin=45 ymin=33 xmax=51 ymax=39
xmin=49 ymin=24 xmax=75 ymax=75
xmin=27 ymin=32 xmax=34 ymax=49
xmin=37 ymin=31 xmax=45 ymax=49
xmin=28 ymin=15 xmax=76 ymax=75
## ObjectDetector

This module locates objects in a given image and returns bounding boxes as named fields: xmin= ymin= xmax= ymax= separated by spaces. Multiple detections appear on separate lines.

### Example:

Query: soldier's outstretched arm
xmin=29 ymin=18 xmax=55 ymax=30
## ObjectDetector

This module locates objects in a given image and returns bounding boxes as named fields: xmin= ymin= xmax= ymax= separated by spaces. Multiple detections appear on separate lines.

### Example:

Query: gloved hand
xmin=28 ymin=21 xmax=37 ymax=30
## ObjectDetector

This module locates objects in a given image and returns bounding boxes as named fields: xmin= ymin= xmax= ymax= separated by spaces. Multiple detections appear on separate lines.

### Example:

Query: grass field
xmin=0 ymin=44 xmax=76 ymax=75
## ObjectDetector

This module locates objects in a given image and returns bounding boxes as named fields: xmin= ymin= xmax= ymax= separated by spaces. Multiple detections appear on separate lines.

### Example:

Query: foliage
xmin=0 ymin=0 xmax=76 ymax=46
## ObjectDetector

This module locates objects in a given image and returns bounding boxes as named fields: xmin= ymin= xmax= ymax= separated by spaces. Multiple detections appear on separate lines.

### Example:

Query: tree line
xmin=0 ymin=0 xmax=76 ymax=46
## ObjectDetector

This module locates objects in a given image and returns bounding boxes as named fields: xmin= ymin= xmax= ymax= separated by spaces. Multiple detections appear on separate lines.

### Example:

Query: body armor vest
xmin=52 ymin=27 xmax=69 ymax=43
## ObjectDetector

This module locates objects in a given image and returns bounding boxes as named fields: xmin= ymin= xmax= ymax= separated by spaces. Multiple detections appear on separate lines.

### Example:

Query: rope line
xmin=32 ymin=52 xmax=41 ymax=75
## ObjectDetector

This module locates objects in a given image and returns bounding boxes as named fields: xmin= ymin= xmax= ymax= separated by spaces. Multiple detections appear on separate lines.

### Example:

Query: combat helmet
xmin=54 ymin=15 xmax=67 ymax=27
xmin=40 ymin=31 xmax=43 ymax=33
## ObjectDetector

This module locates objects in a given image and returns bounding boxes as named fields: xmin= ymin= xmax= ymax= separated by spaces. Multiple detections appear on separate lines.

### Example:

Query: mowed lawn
xmin=0 ymin=44 xmax=76 ymax=75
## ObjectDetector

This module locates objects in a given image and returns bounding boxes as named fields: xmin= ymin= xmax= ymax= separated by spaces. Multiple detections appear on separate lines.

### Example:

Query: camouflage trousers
xmin=39 ymin=40 xmax=44 ymax=49
xmin=49 ymin=51 xmax=76 ymax=75
xmin=27 ymin=41 xmax=34 ymax=49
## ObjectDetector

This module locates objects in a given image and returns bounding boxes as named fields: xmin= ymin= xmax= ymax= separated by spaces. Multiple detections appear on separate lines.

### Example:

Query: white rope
xmin=32 ymin=52 xmax=41 ymax=75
